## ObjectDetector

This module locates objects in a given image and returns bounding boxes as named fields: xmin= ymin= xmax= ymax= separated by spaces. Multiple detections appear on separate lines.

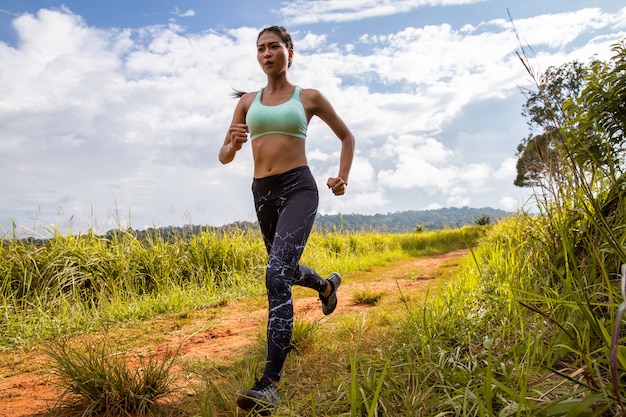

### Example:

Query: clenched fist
xmin=327 ymin=177 xmax=347 ymax=196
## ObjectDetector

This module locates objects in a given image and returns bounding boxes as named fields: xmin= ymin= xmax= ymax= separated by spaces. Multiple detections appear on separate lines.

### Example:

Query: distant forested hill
xmin=133 ymin=207 xmax=510 ymax=240
xmin=16 ymin=207 xmax=510 ymax=245
xmin=312 ymin=207 xmax=510 ymax=233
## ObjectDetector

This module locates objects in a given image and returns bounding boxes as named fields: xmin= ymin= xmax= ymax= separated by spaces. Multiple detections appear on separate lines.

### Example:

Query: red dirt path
xmin=0 ymin=249 xmax=468 ymax=417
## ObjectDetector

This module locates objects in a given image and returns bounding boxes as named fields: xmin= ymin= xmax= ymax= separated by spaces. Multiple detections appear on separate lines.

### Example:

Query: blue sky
xmin=1 ymin=1 xmax=625 ymax=236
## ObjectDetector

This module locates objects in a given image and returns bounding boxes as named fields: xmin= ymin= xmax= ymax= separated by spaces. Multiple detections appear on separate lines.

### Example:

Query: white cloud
xmin=447 ymin=195 xmax=470 ymax=207
xmin=495 ymin=157 xmax=518 ymax=180
xmin=170 ymin=7 xmax=196 ymax=17
xmin=507 ymin=8 xmax=618 ymax=48
xmin=376 ymin=135 xmax=495 ymax=196
xmin=377 ymin=135 xmax=456 ymax=191
xmin=500 ymin=196 xmax=521 ymax=212
xmin=278 ymin=0 xmax=485 ymax=24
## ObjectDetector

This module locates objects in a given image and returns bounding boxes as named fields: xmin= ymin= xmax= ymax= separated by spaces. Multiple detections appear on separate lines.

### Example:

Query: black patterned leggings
xmin=252 ymin=166 xmax=329 ymax=382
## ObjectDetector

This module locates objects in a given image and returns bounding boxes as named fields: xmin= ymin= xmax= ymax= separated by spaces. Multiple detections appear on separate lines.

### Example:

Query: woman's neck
xmin=264 ymin=75 xmax=292 ymax=93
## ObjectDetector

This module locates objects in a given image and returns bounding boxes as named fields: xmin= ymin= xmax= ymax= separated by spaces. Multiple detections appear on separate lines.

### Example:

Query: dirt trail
xmin=0 ymin=249 xmax=469 ymax=417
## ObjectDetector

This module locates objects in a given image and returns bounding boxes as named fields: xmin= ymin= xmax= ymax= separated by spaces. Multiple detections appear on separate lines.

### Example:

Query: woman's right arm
xmin=219 ymin=95 xmax=251 ymax=164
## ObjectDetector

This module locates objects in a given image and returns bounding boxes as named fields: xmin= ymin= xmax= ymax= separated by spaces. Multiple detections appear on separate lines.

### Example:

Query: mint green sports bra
xmin=246 ymin=86 xmax=308 ymax=140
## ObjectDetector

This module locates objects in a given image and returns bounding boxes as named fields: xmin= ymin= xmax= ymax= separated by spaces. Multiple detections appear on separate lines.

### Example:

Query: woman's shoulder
xmin=229 ymin=90 xmax=258 ymax=120
xmin=299 ymin=87 xmax=327 ymax=107
xmin=299 ymin=86 xmax=322 ymax=98
xmin=299 ymin=87 xmax=334 ymax=113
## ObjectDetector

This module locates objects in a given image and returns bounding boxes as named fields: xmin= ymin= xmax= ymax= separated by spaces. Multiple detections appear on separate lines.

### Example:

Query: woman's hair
xmin=231 ymin=26 xmax=294 ymax=99
xmin=258 ymin=26 xmax=294 ymax=53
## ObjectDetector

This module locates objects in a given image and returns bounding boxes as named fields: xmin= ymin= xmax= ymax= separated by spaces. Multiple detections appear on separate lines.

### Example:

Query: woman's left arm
xmin=306 ymin=89 xmax=355 ymax=195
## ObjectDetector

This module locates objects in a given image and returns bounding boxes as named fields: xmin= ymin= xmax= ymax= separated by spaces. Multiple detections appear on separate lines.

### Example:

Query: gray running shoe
xmin=320 ymin=272 xmax=341 ymax=315
xmin=237 ymin=377 xmax=280 ymax=414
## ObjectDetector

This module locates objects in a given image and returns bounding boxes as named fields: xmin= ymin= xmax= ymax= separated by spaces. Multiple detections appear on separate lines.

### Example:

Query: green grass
xmin=44 ymin=335 xmax=180 ymax=416
xmin=5 ymin=212 xmax=626 ymax=415
xmin=0 ymin=225 xmax=483 ymax=350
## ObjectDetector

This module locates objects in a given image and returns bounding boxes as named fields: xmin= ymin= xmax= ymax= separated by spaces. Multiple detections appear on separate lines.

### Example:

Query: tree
xmin=474 ymin=215 xmax=491 ymax=226
xmin=514 ymin=133 xmax=559 ymax=187
xmin=514 ymin=61 xmax=588 ymax=189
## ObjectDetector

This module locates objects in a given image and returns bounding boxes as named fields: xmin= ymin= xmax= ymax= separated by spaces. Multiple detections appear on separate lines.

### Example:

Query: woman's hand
xmin=327 ymin=177 xmax=347 ymax=196
xmin=229 ymin=123 xmax=249 ymax=151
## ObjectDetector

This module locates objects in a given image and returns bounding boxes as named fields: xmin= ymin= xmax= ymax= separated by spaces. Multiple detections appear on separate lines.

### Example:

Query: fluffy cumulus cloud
xmin=1 ymin=4 xmax=625 ymax=236
xmin=279 ymin=0 xmax=483 ymax=24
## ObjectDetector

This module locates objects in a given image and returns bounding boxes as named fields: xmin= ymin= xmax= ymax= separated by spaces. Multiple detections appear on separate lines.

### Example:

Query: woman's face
xmin=257 ymin=32 xmax=292 ymax=75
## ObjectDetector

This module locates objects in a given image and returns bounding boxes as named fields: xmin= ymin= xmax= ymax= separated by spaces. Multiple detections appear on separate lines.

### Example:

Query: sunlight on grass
xmin=45 ymin=336 xmax=180 ymax=416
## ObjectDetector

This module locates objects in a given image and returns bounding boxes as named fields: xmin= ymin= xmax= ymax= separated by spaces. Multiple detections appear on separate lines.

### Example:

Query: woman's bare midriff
xmin=252 ymin=134 xmax=308 ymax=178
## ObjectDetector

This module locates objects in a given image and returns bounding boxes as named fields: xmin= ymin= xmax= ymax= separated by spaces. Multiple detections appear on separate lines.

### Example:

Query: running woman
xmin=218 ymin=25 xmax=355 ymax=413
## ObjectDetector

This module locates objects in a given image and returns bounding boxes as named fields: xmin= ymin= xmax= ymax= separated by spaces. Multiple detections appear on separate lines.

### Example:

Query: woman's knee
xmin=266 ymin=270 xmax=292 ymax=295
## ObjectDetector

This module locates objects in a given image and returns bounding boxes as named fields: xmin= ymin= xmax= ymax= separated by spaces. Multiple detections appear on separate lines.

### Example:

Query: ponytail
xmin=231 ymin=89 xmax=247 ymax=99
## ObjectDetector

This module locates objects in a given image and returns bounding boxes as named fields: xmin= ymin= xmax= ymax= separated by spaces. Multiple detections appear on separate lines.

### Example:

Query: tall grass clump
xmin=45 ymin=336 xmax=179 ymax=416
